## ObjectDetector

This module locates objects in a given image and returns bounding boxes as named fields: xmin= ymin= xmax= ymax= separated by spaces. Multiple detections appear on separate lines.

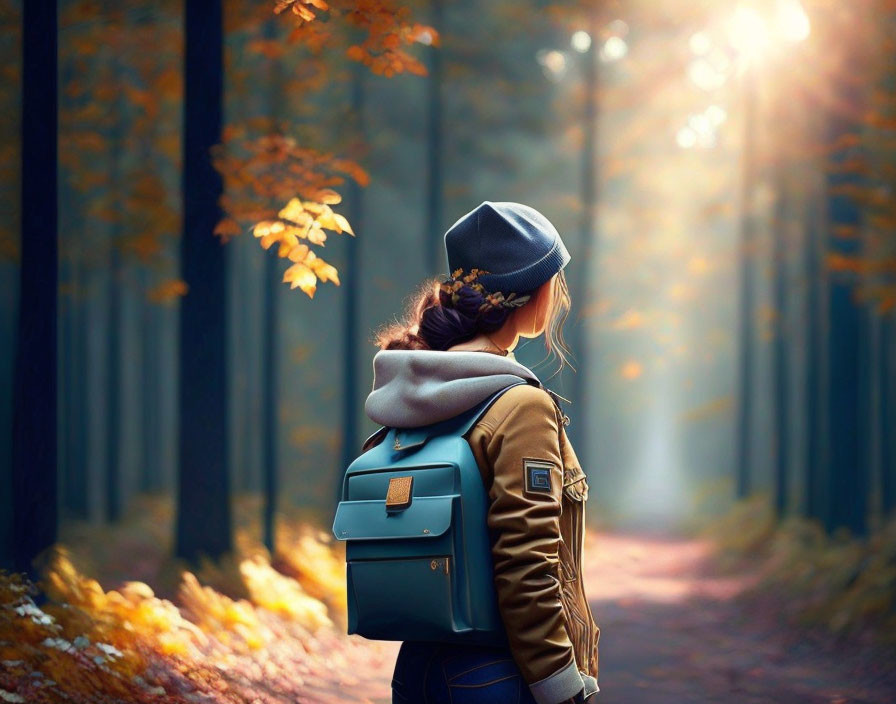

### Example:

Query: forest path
xmin=327 ymin=532 xmax=895 ymax=704
xmin=581 ymin=533 xmax=895 ymax=704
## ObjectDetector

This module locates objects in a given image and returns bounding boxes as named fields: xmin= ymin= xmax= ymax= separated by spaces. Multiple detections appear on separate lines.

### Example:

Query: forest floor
xmin=3 ymin=499 xmax=895 ymax=703
xmin=318 ymin=532 xmax=896 ymax=704
xmin=579 ymin=533 xmax=896 ymax=704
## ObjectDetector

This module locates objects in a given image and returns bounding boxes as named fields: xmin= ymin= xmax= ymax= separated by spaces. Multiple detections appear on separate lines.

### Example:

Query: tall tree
xmin=771 ymin=169 xmax=790 ymax=518
xmin=262 ymin=17 xmax=282 ymax=554
xmin=339 ymin=56 xmax=366 ymax=500
xmin=424 ymin=0 xmax=443 ymax=276
xmin=568 ymin=6 xmax=599 ymax=473
xmin=9 ymin=0 xmax=57 ymax=575
xmin=176 ymin=0 xmax=232 ymax=562
xmin=823 ymin=90 xmax=868 ymax=536
xmin=734 ymin=65 xmax=758 ymax=499
xmin=803 ymin=195 xmax=825 ymax=523
xmin=882 ymin=315 xmax=894 ymax=517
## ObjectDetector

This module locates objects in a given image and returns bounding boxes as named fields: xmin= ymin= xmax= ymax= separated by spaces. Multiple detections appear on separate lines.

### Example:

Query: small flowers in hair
xmin=440 ymin=268 xmax=531 ymax=313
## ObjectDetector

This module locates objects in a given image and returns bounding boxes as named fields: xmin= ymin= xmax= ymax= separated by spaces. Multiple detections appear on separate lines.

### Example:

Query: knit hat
xmin=443 ymin=201 xmax=570 ymax=294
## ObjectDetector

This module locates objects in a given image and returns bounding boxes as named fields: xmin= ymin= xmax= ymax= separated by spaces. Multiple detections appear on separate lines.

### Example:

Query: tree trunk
xmin=261 ymin=18 xmax=282 ymax=554
xmin=823 ymin=107 xmax=867 ymax=536
xmin=105 ymin=244 xmax=123 ymax=521
xmin=804 ymin=196 xmax=825 ymax=522
xmin=176 ymin=0 xmax=232 ymax=562
xmin=63 ymin=258 xmax=89 ymax=518
xmin=735 ymin=67 xmax=758 ymax=500
xmin=772 ymin=175 xmax=790 ymax=517
xmin=424 ymin=0 xmax=443 ymax=276
xmin=881 ymin=315 xmax=894 ymax=517
xmin=338 ymin=58 xmax=365 ymax=503
xmin=9 ymin=0 xmax=58 ymax=575
xmin=568 ymin=7 xmax=599 ymax=476
xmin=140 ymin=268 xmax=162 ymax=493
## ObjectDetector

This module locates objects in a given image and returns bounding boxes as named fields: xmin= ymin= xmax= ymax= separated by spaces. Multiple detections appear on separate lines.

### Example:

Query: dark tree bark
xmin=262 ymin=18 xmax=282 ymax=554
xmin=140 ymin=268 xmax=162 ymax=493
xmin=882 ymin=315 xmax=894 ymax=517
xmin=9 ymin=0 xmax=58 ymax=575
xmin=424 ymin=0 xmax=443 ymax=276
xmin=62 ymin=259 xmax=89 ymax=519
xmin=823 ymin=107 xmax=868 ymax=536
xmin=105 ymin=245 xmax=123 ymax=521
xmin=772 ymin=175 xmax=790 ymax=517
xmin=338 ymin=59 xmax=365 ymax=503
xmin=804 ymin=198 xmax=825 ymax=523
xmin=175 ymin=0 xmax=232 ymax=562
xmin=261 ymin=251 xmax=278 ymax=553
xmin=735 ymin=67 xmax=758 ymax=499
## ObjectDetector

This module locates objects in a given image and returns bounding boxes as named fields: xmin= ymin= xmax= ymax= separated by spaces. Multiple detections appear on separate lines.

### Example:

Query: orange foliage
xmin=214 ymin=133 xmax=367 ymax=297
xmin=215 ymin=0 xmax=435 ymax=296
xmin=274 ymin=0 xmax=437 ymax=77
xmin=0 ymin=515 xmax=359 ymax=702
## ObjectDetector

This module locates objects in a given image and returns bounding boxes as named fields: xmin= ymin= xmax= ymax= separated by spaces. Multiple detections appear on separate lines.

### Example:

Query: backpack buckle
xmin=385 ymin=475 xmax=414 ymax=511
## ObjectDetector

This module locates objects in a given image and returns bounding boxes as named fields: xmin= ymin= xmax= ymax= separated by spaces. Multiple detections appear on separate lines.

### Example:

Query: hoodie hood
xmin=364 ymin=349 xmax=542 ymax=428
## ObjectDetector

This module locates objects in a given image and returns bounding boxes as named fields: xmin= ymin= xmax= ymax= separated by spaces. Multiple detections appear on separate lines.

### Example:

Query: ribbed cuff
xmin=477 ymin=234 xmax=571 ymax=294
xmin=528 ymin=659 xmax=585 ymax=704
xmin=582 ymin=674 xmax=600 ymax=698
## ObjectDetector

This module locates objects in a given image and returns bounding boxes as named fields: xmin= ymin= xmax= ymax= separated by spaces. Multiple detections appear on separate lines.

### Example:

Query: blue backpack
xmin=332 ymin=380 xmax=529 ymax=645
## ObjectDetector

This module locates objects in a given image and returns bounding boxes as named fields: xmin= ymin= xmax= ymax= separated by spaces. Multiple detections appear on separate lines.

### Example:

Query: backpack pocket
xmin=335 ymin=493 xmax=465 ymax=641
xmin=348 ymin=555 xmax=456 ymax=639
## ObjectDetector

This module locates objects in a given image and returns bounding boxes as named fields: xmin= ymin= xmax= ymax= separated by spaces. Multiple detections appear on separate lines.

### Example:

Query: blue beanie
xmin=443 ymin=201 xmax=570 ymax=294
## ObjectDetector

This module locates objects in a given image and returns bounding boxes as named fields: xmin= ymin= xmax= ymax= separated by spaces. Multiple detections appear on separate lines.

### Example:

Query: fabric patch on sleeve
xmin=524 ymin=459 xmax=555 ymax=494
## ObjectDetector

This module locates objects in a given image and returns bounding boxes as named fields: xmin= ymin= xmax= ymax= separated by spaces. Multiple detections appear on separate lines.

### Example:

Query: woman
xmin=363 ymin=201 xmax=600 ymax=704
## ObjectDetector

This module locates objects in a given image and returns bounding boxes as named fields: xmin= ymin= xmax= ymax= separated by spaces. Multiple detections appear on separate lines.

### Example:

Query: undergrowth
xmin=0 ymin=495 xmax=393 ymax=704
xmin=706 ymin=494 xmax=896 ymax=643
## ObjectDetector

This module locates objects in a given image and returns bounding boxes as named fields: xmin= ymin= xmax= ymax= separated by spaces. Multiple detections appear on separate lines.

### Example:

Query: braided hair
xmin=373 ymin=268 xmax=572 ymax=375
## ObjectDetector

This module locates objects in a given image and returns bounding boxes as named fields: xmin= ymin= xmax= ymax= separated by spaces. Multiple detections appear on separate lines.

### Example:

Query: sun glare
xmin=571 ymin=30 xmax=592 ymax=53
xmin=777 ymin=0 xmax=811 ymax=43
xmin=727 ymin=5 xmax=771 ymax=58
xmin=601 ymin=35 xmax=629 ymax=62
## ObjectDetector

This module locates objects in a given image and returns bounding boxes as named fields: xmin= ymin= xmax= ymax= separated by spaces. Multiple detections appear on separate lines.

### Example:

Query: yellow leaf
xmin=333 ymin=213 xmax=354 ymax=235
xmin=253 ymin=220 xmax=276 ymax=238
xmin=315 ymin=188 xmax=341 ymax=205
xmin=278 ymin=198 xmax=306 ymax=223
xmin=302 ymin=201 xmax=326 ymax=215
xmin=309 ymin=257 xmax=340 ymax=285
xmin=307 ymin=224 xmax=327 ymax=245
xmin=287 ymin=243 xmax=310 ymax=262
xmin=283 ymin=263 xmax=317 ymax=297
xmin=317 ymin=210 xmax=339 ymax=231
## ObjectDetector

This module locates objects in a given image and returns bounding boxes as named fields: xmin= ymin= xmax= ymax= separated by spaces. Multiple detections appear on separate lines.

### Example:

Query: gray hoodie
xmin=364 ymin=349 xmax=542 ymax=429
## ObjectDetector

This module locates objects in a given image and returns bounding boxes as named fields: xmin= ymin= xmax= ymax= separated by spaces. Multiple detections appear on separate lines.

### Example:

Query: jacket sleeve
xmin=483 ymin=385 xmax=585 ymax=704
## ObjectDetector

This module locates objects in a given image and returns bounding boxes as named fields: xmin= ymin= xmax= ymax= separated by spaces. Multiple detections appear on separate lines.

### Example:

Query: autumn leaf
xmin=214 ymin=218 xmax=242 ymax=240
xmin=333 ymin=212 xmax=354 ymax=235
xmin=283 ymin=262 xmax=317 ymax=297
xmin=147 ymin=279 xmax=188 ymax=304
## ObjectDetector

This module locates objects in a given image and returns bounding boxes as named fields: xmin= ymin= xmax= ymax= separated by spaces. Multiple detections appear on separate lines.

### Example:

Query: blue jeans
xmin=391 ymin=641 xmax=539 ymax=704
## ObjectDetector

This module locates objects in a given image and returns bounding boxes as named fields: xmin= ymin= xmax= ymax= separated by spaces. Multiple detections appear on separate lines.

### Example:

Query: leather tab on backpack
xmin=385 ymin=475 xmax=414 ymax=511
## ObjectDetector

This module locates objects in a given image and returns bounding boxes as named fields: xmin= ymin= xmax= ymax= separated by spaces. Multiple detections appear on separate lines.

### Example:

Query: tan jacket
xmin=364 ymin=381 xmax=599 ymax=702
xmin=467 ymin=383 xmax=599 ymax=701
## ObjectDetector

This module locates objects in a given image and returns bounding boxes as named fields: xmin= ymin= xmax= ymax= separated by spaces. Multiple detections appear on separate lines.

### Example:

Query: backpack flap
xmin=333 ymin=495 xmax=454 ymax=541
